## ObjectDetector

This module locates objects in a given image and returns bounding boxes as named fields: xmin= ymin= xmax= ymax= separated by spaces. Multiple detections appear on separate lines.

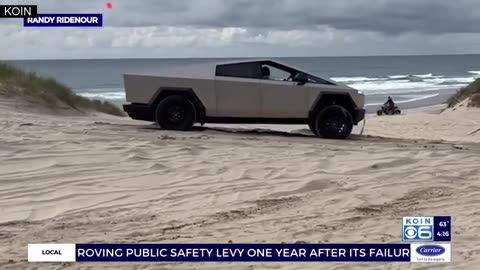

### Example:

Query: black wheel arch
xmin=309 ymin=93 xmax=359 ymax=124
xmin=149 ymin=87 xmax=206 ymax=124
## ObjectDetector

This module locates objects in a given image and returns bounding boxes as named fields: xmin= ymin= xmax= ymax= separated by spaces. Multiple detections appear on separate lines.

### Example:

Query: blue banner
xmin=433 ymin=216 xmax=451 ymax=242
xmin=75 ymin=244 xmax=411 ymax=262
xmin=24 ymin=14 xmax=102 ymax=27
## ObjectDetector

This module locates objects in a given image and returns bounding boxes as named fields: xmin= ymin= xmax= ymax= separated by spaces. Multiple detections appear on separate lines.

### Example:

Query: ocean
xmin=5 ymin=55 xmax=480 ymax=111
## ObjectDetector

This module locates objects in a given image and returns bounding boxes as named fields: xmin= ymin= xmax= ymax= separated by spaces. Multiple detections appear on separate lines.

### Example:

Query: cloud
xmin=1 ymin=0 xmax=480 ymax=59
xmin=105 ymin=0 xmax=480 ymax=35
xmin=5 ymin=0 xmax=480 ymax=34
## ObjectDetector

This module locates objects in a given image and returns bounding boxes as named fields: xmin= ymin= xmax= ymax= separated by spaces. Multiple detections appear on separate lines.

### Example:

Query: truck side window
xmin=215 ymin=63 xmax=260 ymax=79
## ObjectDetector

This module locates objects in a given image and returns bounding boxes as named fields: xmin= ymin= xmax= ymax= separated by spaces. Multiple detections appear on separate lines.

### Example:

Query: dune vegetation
xmin=0 ymin=62 xmax=124 ymax=116
xmin=447 ymin=78 xmax=480 ymax=108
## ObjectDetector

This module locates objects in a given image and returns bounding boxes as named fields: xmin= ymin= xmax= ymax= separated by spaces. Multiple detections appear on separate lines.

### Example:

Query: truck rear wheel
xmin=314 ymin=105 xmax=353 ymax=139
xmin=155 ymin=95 xmax=196 ymax=131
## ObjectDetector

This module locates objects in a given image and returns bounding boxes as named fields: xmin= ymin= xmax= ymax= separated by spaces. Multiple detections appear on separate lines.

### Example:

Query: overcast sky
xmin=2 ymin=0 xmax=480 ymax=59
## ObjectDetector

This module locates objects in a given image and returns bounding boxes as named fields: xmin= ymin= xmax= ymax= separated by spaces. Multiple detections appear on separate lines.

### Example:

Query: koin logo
xmin=402 ymin=217 xmax=433 ymax=241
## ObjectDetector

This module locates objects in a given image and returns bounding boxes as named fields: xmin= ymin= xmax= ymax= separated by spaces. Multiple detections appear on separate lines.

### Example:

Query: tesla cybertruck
xmin=123 ymin=59 xmax=365 ymax=139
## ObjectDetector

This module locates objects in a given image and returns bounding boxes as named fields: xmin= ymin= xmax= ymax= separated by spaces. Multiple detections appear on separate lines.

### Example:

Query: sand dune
xmin=0 ymin=98 xmax=479 ymax=270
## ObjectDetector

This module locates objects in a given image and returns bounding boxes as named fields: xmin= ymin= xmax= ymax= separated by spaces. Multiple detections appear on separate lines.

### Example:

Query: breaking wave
xmin=366 ymin=93 xmax=440 ymax=106
xmin=76 ymin=88 xmax=126 ymax=100
xmin=333 ymin=72 xmax=478 ymax=94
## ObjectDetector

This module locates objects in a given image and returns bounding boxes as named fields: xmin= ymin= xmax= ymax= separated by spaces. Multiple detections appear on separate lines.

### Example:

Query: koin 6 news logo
xmin=403 ymin=217 xmax=433 ymax=241
xmin=0 ymin=5 xmax=37 ymax=18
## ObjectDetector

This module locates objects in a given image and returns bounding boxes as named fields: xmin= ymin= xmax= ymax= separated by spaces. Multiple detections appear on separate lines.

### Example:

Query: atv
xmin=377 ymin=105 xmax=401 ymax=116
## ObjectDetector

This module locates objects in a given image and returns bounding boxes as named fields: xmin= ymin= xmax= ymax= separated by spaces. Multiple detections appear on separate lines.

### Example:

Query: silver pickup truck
xmin=123 ymin=59 xmax=365 ymax=139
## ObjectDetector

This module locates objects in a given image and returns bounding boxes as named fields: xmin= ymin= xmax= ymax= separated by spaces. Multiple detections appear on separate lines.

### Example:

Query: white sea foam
xmin=331 ymin=77 xmax=382 ymax=82
xmin=339 ymin=75 xmax=473 ymax=94
xmin=78 ymin=91 xmax=126 ymax=100
xmin=425 ymin=77 xmax=475 ymax=84
xmin=395 ymin=93 xmax=440 ymax=104
xmin=347 ymin=78 xmax=467 ymax=93
xmin=414 ymin=73 xmax=434 ymax=78
xmin=366 ymin=94 xmax=439 ymax=106
xmin=77 ymin=88 xmax=124 ymax=93
xmin=388 ymin=75 xmax=409 ymax=79
xmin=350 ymin=81 xmax=433 ymax=94
xmin=468 ymin=71 xmax=480 ymax=75
xmin=388 ymin=74 xmax=444 ymax=79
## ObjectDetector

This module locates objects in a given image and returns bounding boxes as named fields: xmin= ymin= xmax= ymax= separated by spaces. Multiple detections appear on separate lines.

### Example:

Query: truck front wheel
xmin=155 ymin=95 xmax=196 ymax=131
xmin=314 ymin=105 xmax=353 ymax=139
xmin=308 ymin=120 xmax=318 ymax=136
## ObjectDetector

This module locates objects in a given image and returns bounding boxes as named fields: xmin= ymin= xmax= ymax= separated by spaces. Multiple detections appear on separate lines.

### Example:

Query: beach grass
xmin=447 ymin=78 xmax=480 ymax=108
xmin=0 ymin=62 xmax=124 ymax=116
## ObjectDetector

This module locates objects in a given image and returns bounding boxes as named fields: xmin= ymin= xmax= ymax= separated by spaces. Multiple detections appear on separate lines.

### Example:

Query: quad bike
xmin=377 ymin=105 xmax=401 ymax=116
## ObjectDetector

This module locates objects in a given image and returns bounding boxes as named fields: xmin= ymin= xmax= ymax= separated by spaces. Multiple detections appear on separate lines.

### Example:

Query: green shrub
xmin=0 ymin=62 xmax=124 ymax=116
xmin=447 ymin=78 xmax=480 ymax=108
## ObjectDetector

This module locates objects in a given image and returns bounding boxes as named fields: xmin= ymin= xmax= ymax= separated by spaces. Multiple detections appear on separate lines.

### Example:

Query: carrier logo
xmin=403 ymin=217 xmax=433 ymax=241
xmin=410 ymin=243 xmax=451 ymax=262
xmin=416 ymin=245 xmax=446 ymax=257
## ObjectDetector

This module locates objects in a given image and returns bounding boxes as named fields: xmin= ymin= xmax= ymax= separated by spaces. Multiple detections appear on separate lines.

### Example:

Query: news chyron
xmin=1 ymin=4 xmax=102 ymax=27
xmin=403 ymin=216 xmax=451 ymax=263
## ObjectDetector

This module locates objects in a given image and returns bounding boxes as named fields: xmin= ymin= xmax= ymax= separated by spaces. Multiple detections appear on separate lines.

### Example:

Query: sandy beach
xmin=1 ymin=97 xmax=479 ymax=270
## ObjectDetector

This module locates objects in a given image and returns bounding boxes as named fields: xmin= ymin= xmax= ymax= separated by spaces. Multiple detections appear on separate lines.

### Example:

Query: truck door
xmin=214 ymin=63 xmax=261 ymax=117
xmin=258 ymin=65 xmax=309 ymax=118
